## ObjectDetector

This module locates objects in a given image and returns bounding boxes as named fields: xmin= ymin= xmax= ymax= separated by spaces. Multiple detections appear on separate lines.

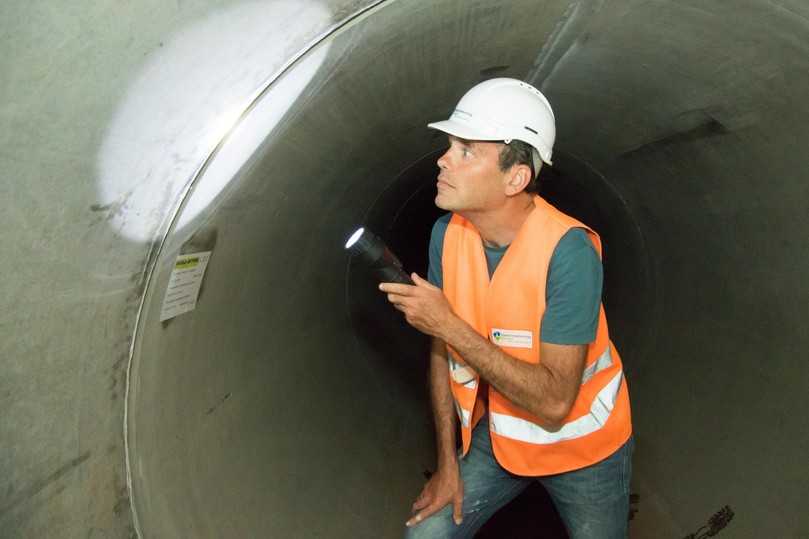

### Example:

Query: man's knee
xmin=557 ymin=492 xmax=630 ymax=539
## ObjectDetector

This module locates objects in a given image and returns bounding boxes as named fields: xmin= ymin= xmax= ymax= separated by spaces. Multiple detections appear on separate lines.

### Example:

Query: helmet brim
xmin=427 ymin=119 xmax=552 ymax=170
xmin=426 ymin=119 xmax=503 ymax=142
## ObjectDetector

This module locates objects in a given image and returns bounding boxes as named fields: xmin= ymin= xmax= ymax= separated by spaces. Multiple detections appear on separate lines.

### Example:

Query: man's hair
xmin=498 ymin=140 xmax=541 ymax=194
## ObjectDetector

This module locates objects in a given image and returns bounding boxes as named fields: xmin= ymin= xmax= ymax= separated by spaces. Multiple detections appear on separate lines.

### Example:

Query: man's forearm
xmin=429 ymin=337 xmax=458 ymax=468
xmin=439 ymin=317 xmax=570 ymax=427
xmin=379 ymin=272 xmax=584 ymax=430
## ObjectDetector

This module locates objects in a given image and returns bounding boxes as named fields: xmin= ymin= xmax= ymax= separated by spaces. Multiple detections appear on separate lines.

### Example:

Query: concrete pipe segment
xmin=2 ymin=0 xmax=808 ymax=537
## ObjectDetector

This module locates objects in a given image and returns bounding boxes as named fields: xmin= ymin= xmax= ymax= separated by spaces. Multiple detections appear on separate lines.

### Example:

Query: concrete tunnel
xmin=3 ymin=0 xmax=809 ymax=537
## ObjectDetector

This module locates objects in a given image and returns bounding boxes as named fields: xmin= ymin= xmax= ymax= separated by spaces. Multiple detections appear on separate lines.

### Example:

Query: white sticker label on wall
xmin=160 ymin=251 xmax=212 ymax=321
xmin=490 ymin=328 xmax=533 ymax=349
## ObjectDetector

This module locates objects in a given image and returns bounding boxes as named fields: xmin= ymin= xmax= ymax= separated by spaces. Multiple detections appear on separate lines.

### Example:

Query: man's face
xmin=434 ymin=136 xmax=506 ymax=213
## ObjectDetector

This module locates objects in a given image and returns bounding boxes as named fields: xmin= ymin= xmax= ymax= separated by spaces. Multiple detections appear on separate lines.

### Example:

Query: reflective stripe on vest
xmin=454 ymin=400 xmax=471 ymax=428
xmin=448 ymin=353 xmax=478 ymax=388
xmin=490 ymin=369 xmax=623 ymax=444
xmin=581 ymin=346 xmax=613 ymax=385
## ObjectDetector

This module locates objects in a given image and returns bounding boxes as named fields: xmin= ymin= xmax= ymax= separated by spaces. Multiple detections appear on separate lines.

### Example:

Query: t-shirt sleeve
xmin=540 ymin=228 xmax=603 ymax=345
xmin=427 ymin=213 xmax=452 ymax=289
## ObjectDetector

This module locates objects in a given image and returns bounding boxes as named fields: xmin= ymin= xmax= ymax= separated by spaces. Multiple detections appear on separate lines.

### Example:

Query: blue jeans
xmin=404 ymin=417 xmax=634 ymax=539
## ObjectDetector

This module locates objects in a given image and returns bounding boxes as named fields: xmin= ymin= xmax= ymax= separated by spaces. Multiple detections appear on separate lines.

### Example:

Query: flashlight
xmin=345 ymin=227 xmax=414 ymax=285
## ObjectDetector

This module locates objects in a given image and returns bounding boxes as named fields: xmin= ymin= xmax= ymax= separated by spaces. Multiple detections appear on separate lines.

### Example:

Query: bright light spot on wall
xmin=96 ymin=1 xmax=332 ymax=243
xmin=174 ymin=42 xmax=329 ymax=235
xmin=204 ymin=107 xmax=244 ymax=152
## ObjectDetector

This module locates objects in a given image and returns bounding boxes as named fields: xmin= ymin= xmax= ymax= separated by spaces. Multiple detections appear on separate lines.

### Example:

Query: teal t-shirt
xmin=427 ymin=213 xmax=602 ymax=345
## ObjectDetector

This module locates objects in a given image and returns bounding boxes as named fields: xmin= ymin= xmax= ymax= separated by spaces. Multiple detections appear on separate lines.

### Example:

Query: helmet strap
xmin=531 ymin=149 xmax=542 ymax=180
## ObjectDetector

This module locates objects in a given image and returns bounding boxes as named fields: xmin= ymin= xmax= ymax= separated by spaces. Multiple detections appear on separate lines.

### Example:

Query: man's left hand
xmin=379 ymin=273 xmax=455 ymax=339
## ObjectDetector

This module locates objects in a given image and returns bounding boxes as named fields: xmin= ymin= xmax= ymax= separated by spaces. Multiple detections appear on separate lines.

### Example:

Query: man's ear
xmin=504 ymin=164 xmax=532 ymax=195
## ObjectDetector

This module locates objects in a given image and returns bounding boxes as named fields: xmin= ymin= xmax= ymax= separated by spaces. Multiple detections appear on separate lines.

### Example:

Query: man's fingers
xmin=452 ymin=489 xmax=464 ymax=525
xmin=387 ymin=296 xmax=410 ymax=314
xmin=411 ymin=272 xmax=428 ymax=285
xmin=406 ymin=501 xmax=443 ymax=528
xmin=411 ymin=492 xmax=431 ymax=512
xmin=379 ymin=282 xmax=413 ymax=294
xmin=411 ymin=273 xmax=438 ymax=290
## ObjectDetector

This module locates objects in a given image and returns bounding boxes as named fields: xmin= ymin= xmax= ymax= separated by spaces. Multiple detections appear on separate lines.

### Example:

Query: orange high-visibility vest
xmin=442 ymin=196 xmax=632 ymax=476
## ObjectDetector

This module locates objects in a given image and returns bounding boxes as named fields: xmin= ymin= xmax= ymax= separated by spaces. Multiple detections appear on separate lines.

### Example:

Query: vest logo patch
xmin=490 ymin=329 xmax=533 ymax=349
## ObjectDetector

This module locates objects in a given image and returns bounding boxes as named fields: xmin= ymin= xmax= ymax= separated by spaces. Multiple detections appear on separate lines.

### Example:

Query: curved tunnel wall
xmin=3 ymin=0 xmax=809 ymax=537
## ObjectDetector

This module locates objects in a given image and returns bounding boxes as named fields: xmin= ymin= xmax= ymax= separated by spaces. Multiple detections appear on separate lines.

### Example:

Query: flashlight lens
xmin=345 ymin=227 xmax=365 ymax=249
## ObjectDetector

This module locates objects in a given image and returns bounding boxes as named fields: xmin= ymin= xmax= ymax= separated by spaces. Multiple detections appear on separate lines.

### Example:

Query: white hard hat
xmin=428 ymin=78 xmax=556 ymax=172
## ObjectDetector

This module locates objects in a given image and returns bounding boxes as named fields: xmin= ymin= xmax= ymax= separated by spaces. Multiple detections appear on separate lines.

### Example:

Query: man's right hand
xmin=406 ymin=462 xmax=464 ymax=527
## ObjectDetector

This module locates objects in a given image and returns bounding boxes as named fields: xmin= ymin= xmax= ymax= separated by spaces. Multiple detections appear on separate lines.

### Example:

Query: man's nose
xmin=437 ymin=149 xmax=449 ymax=170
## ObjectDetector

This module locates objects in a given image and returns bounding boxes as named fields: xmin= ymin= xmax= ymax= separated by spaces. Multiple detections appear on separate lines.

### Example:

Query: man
xmin=379 ymin=78 xmax=633 ymax=539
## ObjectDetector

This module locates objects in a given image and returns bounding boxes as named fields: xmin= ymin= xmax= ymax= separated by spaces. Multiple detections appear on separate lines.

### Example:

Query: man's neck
xmin=462 ymin=193 xmax=536 ymax=248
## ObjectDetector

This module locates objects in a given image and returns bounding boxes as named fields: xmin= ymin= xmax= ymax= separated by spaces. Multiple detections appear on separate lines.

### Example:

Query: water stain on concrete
xmin=206 ymin=392 xmax=232 ymax=416
xmin=620 ymin=110 xmax=729 ymax=159
xmin=0 ymin=452 xmax=91 ymax=517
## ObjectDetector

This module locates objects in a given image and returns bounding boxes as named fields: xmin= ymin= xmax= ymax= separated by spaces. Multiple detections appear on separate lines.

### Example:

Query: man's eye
xmin=462 ymin=147 xmax=472 ymax=157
